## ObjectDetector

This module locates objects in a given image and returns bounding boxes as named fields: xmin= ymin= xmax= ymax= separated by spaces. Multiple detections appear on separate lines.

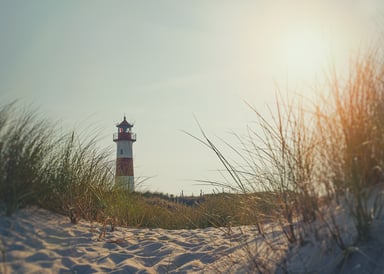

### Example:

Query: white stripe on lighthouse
xmin=116 ymin=141 xmax=133 ymax=158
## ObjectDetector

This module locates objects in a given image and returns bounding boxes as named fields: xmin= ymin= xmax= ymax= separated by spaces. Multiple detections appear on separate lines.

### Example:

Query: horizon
xmin=1 ymin=1 xmax=383 ymax=195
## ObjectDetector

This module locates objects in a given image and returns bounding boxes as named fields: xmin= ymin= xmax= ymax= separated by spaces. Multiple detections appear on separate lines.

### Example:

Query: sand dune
xmin=2 ymin=206 xmax=384 ymax=273
xmin=0 ymin=208 xmax=259 ymax=273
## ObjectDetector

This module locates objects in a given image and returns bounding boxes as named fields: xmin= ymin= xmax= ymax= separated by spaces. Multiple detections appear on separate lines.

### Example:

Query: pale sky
xmin=1 ymin=1 xmax=383 ymax=195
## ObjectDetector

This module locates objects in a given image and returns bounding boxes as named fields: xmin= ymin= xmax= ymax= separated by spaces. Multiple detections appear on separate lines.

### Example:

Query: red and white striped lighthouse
xmin=113 ymin=116 xmax=136 ymax=192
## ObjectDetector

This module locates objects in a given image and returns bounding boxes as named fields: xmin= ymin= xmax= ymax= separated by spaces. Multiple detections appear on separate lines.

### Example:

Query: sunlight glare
xmin=279 ymin=27 xmax=330 ymax=83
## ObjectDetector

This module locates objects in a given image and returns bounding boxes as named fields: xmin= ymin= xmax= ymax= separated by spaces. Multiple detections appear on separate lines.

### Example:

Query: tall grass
xmin=195 ymin=49 xmax=384 ymax=271
xmin=316 ymin=51 xmax=384 ymax=241
xmin=246 ymin=95 xmax=319 ymax=242
xmin=0 ymin=103 xmax=114 ymax=221
xmin=0 ymin=103 xmax=53 ymax=216
xmin=194 ymin=94 xmax=320 ymax=240
xmin=40 ymin=131 xmax=114 ymax=222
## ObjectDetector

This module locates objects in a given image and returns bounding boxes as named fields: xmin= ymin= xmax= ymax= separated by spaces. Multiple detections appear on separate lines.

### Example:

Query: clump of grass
xmin=193 ymin=93 xmax=320 ymax=237
xmin=39 ymin=130 xmax=114 ymax=222
xmin=316 ymin=50 xmax=384 ymax=241
xmin=0 ymin=102 xmax=114 ymax=221
xmin=194 ymin=48 xmax=384 ymax=272
xmin=0 ymin=102 xmax=54 ymax=216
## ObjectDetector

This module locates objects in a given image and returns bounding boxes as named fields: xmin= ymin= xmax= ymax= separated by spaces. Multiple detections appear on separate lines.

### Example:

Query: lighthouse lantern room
xmin=113 ymin=116 xmax=136 ymax=192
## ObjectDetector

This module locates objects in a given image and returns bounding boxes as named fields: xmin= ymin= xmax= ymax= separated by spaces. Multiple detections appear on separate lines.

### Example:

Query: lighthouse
xmin=113 ymin=116 xmax=136 ymax=192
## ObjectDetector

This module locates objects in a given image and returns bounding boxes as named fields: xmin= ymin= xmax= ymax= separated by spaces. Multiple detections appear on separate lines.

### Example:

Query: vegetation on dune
xmin=195 ymin=48 xmax=384 ymax=272
xmin=316 ymin=51 xmax=384 ymax=242
xmin=0 ymin=103 xmax=113 ymax=219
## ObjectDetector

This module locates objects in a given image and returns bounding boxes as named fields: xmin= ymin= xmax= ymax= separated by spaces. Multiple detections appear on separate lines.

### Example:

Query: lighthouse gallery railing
xmin=113 ymin=132 xmax=136 ymax=141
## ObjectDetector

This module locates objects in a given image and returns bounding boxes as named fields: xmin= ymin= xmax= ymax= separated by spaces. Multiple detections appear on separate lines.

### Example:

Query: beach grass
xmin=192 ymin=47 xmax=384 ymax=271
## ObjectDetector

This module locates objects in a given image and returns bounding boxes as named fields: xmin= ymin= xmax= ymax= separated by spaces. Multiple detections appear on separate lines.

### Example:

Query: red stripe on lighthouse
xmin=116 ymin=158 xmax=134 ymax=176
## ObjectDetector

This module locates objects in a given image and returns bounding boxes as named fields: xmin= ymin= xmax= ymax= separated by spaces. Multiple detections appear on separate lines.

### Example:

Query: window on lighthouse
xmin=120 ymin=149 xmax=123 ymax=155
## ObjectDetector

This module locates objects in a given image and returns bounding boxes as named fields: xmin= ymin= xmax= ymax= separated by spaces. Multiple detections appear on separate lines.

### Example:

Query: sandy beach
xmin=0 ymin=207 xmax=261 ymax=273
xmin=2 ymin=205 xmax=384 ymax=273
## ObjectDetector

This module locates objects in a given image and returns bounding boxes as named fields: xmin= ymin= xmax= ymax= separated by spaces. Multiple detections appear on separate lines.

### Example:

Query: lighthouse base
xmin=115 ymin=176 xmax=134 ymax=192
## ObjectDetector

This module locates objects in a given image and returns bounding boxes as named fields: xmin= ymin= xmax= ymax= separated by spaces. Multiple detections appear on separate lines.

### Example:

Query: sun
xmin=277 ymin=27 xmax=330 ymax=83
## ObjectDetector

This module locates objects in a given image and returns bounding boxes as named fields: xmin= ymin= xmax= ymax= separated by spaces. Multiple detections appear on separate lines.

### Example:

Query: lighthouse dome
xmin=117 ymin=116 xmax=133 ymax=129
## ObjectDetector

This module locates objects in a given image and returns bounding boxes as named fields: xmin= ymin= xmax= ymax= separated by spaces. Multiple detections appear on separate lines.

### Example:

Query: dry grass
xmin=191 ymin=48 xmax=384 ymax=272
xmin=316 ymin=50 xmax=384 ymax=241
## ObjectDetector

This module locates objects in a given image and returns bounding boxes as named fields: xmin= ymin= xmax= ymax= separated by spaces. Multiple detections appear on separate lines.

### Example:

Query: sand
xmin=2 ymin=205 xmax=384 ymax=273
xmin=0 ymin=207 xmax=260 ymax=273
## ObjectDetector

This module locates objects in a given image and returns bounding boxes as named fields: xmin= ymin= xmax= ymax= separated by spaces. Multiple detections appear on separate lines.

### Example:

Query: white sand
xmin=2 ymin=204 xmax=384 ymax=273
xmin=0 ymin=208 xmax=261 ymax=273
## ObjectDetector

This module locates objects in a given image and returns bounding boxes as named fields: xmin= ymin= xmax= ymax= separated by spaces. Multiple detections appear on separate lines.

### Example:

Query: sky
xmin=1 ymin=0 xmax=383 ymax=195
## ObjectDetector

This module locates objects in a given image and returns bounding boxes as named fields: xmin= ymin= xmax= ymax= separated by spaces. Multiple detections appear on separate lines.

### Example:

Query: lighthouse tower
xmin=113 ymin=116 xmax=136 ymax=192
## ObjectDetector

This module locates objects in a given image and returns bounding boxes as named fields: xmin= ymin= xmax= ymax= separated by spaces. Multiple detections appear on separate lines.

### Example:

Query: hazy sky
xmin=1 ymin=1 xmax=383 ymax=195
